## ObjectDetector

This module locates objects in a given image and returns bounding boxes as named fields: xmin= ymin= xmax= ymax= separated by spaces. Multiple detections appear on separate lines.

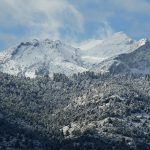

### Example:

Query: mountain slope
xmin=80 ymin=32 xmax=144 ymax=64
xmin=0 ymin=32 xmax=150 ymax=77
xmin=92 ymin=39 xmax=150 ymax=74
xmin=0 ymin=39 xmax=87 ymax=77
xmin=0 ymin=72 xmax=150 ymax=149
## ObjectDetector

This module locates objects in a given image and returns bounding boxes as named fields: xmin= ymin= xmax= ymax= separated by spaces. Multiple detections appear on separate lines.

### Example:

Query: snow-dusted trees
xmin=0 ymin=71 xmax=150 ymax=149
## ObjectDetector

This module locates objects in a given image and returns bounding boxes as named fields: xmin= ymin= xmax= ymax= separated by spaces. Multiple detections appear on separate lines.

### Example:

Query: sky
xmin=0 ymin=0 xmax=150 ymax=50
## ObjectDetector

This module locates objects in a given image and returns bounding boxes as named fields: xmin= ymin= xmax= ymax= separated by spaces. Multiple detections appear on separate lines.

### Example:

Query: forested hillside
xmin=0 ymin=72 xmax=150 ymax=149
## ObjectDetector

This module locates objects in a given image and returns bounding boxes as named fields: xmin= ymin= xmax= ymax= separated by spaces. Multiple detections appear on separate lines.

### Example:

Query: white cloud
xmin=96 ymin=22 xmax=114 ymax=39
xmin=74 ymin=21 xmax=114 ymax=48
xmin=0 ymin=0 xmax=150 ymax=50
xmin=0 ymin=0 xmax=84 ymax=41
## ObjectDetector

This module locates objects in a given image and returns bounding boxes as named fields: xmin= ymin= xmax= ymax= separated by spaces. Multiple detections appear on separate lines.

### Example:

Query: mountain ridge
xmin=93 ymin=40 xmax=150 ymax=74
xmin=0 ymin=32 xmax=149 ymax=77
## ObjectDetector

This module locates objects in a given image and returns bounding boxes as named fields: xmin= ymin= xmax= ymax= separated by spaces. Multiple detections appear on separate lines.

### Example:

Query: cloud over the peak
xmin=0 ymin=0 xmax=84 ymax=47
xmin=0 ymin=0 xmax=150 ymax=49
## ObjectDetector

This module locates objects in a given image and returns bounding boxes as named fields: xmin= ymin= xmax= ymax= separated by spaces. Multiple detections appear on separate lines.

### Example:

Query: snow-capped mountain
xmin=0 ymin=39 xmax=87 ymax=77
xmin=80 ymin=32 xmax=144 ymax=64
xmin=0 ymin=32 xmax=150 ymax=77
xmin=93 ymin=39 xmax=150 ymax=74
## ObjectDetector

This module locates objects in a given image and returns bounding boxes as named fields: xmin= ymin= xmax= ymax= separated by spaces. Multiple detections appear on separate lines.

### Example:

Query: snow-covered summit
xmin=0 ymin=39 xmax=86 ymax=77
xmin=0 ymin=32 xmax=150 ymax=77
xmin=138 ymin=38 xmax=149 ymax=46
xmin=80 ymin=32 xmax=141 ymax=64
xmin=92 ymin=39 xmax=150 ymax=74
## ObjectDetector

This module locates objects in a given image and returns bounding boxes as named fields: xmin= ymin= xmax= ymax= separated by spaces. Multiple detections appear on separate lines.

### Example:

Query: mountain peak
xmin=138 ymin=38 xmax=149 ymax=46
xmin=0 ymin=32 xmax=150 ymax=78
xmin=80 ymin=31 xmax=137 ymax=64
xmin=43 ymin=39 xmax=53 ymax=43
xmin=0 ymin=39 xmax=86 ymax=77
xmin=14 ymin=39 xmax=63 ymax=49
xmin=31 ymin=39 xmax=39 ymax=46
xmin=112 ymin=31 xmax=130 ymax=37
xmin=106 ymin=32 xmax=133 ymax=44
